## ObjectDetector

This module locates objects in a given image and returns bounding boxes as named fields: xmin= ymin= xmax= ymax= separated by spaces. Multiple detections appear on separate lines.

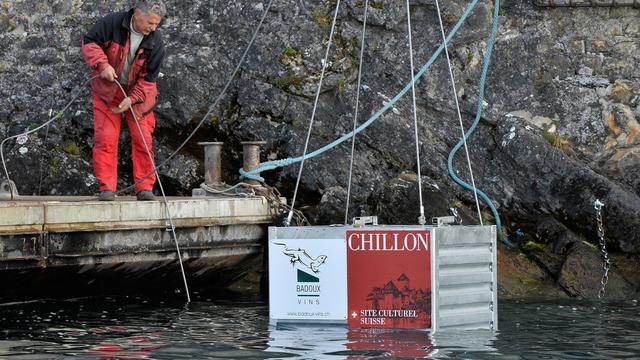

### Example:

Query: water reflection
xmin=266 ymin=324 xmax=498 ymax=359
xmin=0 ymin=297 xmax=639 ymax=359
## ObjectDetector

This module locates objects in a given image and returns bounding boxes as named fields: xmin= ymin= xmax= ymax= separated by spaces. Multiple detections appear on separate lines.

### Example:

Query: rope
xmin=434 ymin=0 xmax=484 ymax=225
xmin=115 ymin=82 xmax=191 ymax=303
xmin=406 ymin=0 xmax=426 ymax=225
xmin=445 ymin=0 xmax=515 ymax=247
xmin=285 ymin=0 xmax=342 ymax=226
xmin=344 ymin=0 xmax=369 ymax=225
xmin=2 ymin=0 xmax=275 ymax=201
xmin=116 ymin=0 xmax=275 ymax=196
xmin=1 ymin=77 xmax=96 ymax=200
xmin=240 ymin=0 xmax=480 ymax=182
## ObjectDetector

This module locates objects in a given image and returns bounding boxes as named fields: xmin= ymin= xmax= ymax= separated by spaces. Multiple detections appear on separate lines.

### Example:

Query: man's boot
xmin=136 ymin=190 xmax=155 ymax=201
xmin=98 ymin=190 xmax=116 ymax=201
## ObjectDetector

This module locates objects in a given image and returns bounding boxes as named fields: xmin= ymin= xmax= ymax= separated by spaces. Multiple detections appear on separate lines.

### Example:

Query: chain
xmin=594 ymin=199 xmax=610 ymax=299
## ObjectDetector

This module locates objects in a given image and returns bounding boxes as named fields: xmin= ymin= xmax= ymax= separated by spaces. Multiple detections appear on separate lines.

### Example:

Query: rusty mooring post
xmin=242 ymin=141 xmax=267 ymax=186
xmin=193 ymin=142 xmax=226 ymax=197
xmin=0 ymin=180 xmax=18 ymax=201
xmin=198 ymin=142 xmax=224 ymax=186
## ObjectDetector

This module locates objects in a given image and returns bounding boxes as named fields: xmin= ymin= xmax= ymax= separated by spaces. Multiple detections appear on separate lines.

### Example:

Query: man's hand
xmin=111 ymin=97 xmax=132 ymax=114
xmin=100 ymin=65 xmax=118 ymax=82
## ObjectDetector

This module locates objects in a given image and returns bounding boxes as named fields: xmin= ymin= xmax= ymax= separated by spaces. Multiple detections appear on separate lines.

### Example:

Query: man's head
xmin=132 ymin=0 xmax=166 ymax=35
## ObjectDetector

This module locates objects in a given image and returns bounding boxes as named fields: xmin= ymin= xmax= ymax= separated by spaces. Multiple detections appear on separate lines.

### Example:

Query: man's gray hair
xmin=135 ymin=0 xmax=167 ymax=17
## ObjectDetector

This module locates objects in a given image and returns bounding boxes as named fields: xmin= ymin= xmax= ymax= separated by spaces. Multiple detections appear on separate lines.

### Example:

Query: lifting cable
xmin=433 ymin=0 xmax=484 ymax=225
xmin=284 ymin=0 xmax=343 ymax=226
xmin=115 ymin=83 xmax=191 ymax=303
xmin=240 ymin=0 xmax=482 ymax=183
xmin=240 ymin=0 xmax=514 ymax=247
xmin=444 ymin=0 xmax=515 ymax=247
xmin=0 ymin=77 xmax=97 ymax=200
xmin=344 ymin=0 xmax=369 ymax=225
xmin=406 ymin=0 xmax=427 ymax=225
xmin=1 ymin=0 xmax=275 ymax=199
xmin=116 ymin=0 xmax=276 ymax=196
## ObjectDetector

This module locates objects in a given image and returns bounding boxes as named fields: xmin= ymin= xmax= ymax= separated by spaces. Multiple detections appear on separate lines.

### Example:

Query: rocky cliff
xmin=1 ymin=0 xmax=638 ymax=299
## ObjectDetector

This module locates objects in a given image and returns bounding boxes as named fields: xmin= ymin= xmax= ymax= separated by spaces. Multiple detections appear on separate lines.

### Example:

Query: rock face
xmin=1 ymin=0 xmax=638 ymax=299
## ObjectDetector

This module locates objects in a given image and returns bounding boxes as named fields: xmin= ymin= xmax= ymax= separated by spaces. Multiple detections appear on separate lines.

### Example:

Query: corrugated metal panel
xmin=433 ymin=226 xmax=497 ymax=332
xmin=439 ymin=289 xmax=493 ymax=306
xmin=438 ymin=247 xmax=493 ymax=266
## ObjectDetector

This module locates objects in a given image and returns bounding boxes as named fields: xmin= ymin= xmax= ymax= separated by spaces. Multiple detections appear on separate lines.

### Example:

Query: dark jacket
xmin=81 ymin=9 xmax=165 ymax=116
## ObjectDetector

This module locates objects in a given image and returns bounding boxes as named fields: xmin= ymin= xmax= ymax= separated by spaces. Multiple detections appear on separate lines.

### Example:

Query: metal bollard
xmin=198 ymin=142 xmax=224 ymax=186
xmin=0 ymin=180 xmax=18 ymax=201
xmin=242 ymin=141 xmax=267 ymax=186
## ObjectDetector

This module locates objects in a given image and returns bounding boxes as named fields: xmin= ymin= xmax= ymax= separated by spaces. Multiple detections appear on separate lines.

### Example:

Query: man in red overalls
xmin=81 ymin=0 xmax=166 ymax=201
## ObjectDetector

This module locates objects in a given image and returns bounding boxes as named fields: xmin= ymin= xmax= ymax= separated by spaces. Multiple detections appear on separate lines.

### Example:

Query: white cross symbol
xmin=351 ymin=311 xmax=358 ymax=318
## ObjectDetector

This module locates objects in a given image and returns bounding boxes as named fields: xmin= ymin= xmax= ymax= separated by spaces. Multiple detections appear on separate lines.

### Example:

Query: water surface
xmin=1 ymin=294 xmax=638 ymax=359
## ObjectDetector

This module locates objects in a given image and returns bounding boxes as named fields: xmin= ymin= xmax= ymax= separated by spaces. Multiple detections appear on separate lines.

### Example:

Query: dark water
xmin=1 ymin=293 xmax=638 ymax=359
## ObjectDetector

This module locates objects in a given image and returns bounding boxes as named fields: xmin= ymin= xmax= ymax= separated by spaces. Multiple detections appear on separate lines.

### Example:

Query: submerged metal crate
xmin=268 ymin=225 xmax=497 ymax=332
xmin=432 ymin=226 xmax=497 ymax=331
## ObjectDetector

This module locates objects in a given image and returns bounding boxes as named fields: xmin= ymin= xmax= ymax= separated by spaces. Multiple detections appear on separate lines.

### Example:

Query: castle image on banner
xmin=366 ymin=273 xmax=431 ymax=314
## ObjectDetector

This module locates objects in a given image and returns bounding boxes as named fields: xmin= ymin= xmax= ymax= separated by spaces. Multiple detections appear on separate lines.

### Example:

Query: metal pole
xmin=198 ymin=142 xmax=224 ymax=186
xmin=242 ymin=141 xmax=267 ymax=186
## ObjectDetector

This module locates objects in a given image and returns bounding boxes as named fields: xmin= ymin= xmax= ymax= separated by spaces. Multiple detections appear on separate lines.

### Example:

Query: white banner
xmin=269 ymin=231 xmax=347 ymax=322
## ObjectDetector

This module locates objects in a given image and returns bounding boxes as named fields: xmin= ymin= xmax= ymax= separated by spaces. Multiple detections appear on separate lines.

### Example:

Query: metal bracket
xmin=0 ymin=180 xmax=18 ymax=200
xmin=432 ymin=216 xmax=456 ymax=227
xmin=352 ymin=216 xmax=378 ymax=227
xmin=449 ymin=207 xmax=462 ymax=224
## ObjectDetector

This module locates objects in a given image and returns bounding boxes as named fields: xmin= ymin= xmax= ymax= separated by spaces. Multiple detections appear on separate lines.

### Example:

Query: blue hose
xmin=240 ymin=0 xmax=514 ymax=247
xmin=239 ymin=0 xmax=481 ymax=182
xmin=446 ymin=0 xmax=515 ymax=247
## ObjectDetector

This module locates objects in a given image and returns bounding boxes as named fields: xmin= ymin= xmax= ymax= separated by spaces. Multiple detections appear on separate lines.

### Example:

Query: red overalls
xmin=92 ymin=92 xmax=156 ymax=193
xmin=81 ymin=9 xmax=165 ymax=193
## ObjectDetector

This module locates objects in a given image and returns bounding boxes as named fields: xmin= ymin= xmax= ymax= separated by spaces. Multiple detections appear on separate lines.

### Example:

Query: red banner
xmin=347 ymin=230 xmax=432 ymax=329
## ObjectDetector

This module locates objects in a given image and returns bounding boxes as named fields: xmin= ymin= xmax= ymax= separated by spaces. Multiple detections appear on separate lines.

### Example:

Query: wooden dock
xmin=0 ymin=195 xmax=276 ymax=299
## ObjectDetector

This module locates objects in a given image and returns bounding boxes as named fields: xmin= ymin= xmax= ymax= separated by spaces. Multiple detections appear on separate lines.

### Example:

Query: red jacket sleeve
xmin=81 ymin=14 xmax=115 ymax=73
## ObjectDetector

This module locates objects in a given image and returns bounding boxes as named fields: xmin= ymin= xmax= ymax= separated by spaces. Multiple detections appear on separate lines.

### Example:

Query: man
xmin=81 ymin=0 xmax=167 ymax=201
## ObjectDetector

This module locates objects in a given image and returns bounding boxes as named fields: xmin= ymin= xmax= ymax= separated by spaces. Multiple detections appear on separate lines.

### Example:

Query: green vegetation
xmin=274 ymin=73 xmax=303 ymax=91
xmin=0 ymin=14 xmax=17 ymax=32
xmin=311 ymin=9 xmax=330 ymax=30
xmin=442 ymin=13 xmax=457 ymax=26
xmin=523 ymin=241 xmax=545 ymax=252
xmin=282 ymin=47 xmax=300 ymax=58
xmin=313 ymin=127 xmax=330 ymax=140
xmin=481 ymin=209 xmax=495 ymax=224
xmin=49 ymin=156 xmax=59 ymax=177
xmin=542 ymin=130 xmax=572 ymax=152
xmin=581 ymin=240 xmax=598 ymax=251
xmin=336 ymin=78 xmax=347 ymax=95
xmin=355 ymin=1 xmax=384 ymax=9
xmin=62 ymin=142 xmax=80 ymax=156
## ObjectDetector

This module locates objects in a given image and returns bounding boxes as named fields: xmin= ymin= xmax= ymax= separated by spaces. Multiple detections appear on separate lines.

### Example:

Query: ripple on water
xmin=0 ymin=297 xmax=639 ymax=359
